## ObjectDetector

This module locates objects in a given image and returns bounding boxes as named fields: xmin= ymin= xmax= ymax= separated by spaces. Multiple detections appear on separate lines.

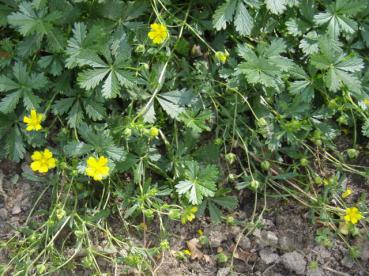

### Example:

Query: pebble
xmin=306 ymin=268 xmax=325 ymax=276
xmin=0 ymin=208 xmax=8 ymax=220
xmin=209 ymin=227 xmax=227 ymax=248
xmin=259 ymin=248 xmax=279 ymax=264
xmin=216 ymin=267 xmax=230 ymax=276
xmin=341 ymin=255 xmax=354 ymax=269
xmin=281 ymin=251 xmax=306 ymax=275
xmin=12 ymin=205 xmax=21 ymax=215
xmin=261 ymin=230 xmax=278 ymax=247
xmin=238 ymin=235 xmax=251 ymax=250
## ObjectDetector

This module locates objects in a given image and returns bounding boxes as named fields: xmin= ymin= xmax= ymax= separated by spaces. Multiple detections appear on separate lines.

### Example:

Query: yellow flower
xmin=149 ymin=127 xmax=159 ymax=137
xmin=30 ymin=149 xmax=56 ymax=173
xmin=181 ymin=206 xmax=198 ymax=224
xmin=215 ymin=50 xmax=229 ymax=64
xmin=85 ymin=156 xmax=110 ymax=181
xmin=183 ymin=249 xmax=191 ymax=256
xmin=344 ymin=207 xmax=363 ymax=224
xmin=363 ymin=99 xmax=369 ymax=107
xmin=148 ymin=23 xmax=168 ymax=44
xmin=23 ymin=109 xmax=43 ymax=131
xmin=342 ymin=188 xmax=352 ymax=199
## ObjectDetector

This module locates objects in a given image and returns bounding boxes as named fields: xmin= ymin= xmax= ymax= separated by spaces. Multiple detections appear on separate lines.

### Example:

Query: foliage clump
xmin=0 ymin=0 xmax=368 ymax=274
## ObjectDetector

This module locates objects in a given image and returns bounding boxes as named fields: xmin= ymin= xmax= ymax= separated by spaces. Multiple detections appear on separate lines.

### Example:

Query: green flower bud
xmin=168 ymin=209 xmax=181 ymax=220
xmin=225 ymin=153 xmax=236 ymax=164
xmin=149 ymin=127 xmax=159 ymax=137
xmin=199 ymin=235 xmax=209 ymax=246
xmin=347 ymin=148 xmax=359 ymax=159
xmin=261 ymin=160 xmax=270 ymax=171
xmin=160 ymin=239 xmax=170 ymax=250
xmin=36 ymin=264 xmax=47 ymax=274
xmin=300 ymin=157 xmax=309 ymax=167
xmin=123 ymin=128 xmax=132 ymax=138
xmin=216 ymin=252 xmax=228 ymax=264
xmin=314 ymin=176 xmax=323 ymax=185
xmin=250 ymin=179 xmax=260 ymax=190
xmin=56 ymin=208 xmax=66 ymax=220
xmin=143 ymin=209 xmax=154 ymax=219
xmin=135 ymin=44 xmax=145 ymax=53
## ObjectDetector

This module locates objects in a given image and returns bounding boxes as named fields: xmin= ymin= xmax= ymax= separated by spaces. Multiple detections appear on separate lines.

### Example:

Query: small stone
xmin=253 ymin=229 xmax=262 ymax=239
xmin=281 ymin=251 xmax=306 ymax=275
xmin=259 ymin=248 xmax=279 ymax=264
xmin=238 ymin=235 xmax=251 ymax=250
xmin=229 ymin=226 xmax=241 ymax=236
xmin=216 ymin=267 xmax=230 ymax=276
xmin=261 ymin=230 xmax=278 ymax=247
xmin=341 ymin=254 xmax=354 ymax=269
xmin=0 ymin=208 xmax=8 ymax=220
xmin=12 ymin=205 xmax=21 ymax=215
xmin=306 ymin=268 xmax=324 ymax=276
xmin=209 ymin=227 xmax=227 ymax=248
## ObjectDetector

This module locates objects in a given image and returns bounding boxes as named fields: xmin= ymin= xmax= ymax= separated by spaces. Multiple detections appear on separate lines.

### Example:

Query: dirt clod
xmin=281 ymin=251 xmax=306 ymax=275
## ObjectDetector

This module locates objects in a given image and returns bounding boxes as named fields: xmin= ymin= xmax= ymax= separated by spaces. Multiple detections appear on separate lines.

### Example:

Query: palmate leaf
xmin=212 ymin=0 xmax=237 ymax=30
xmin=77 ymin=123 xmax=126 ymax=161
xmin=198 ymin=193 xmax=238 ymax=223
xmin=175 ymin=161 xmax=219 ymax=205
xmin=0 ymin=62 xmax=47 ymax=113
xmin=0 ymin=113 xmax=21 ymax=161
xmin=213 ymin=0 xmax=256 ymax=36
xmin=8 ymin=2 xmax=65 ymax=52
xmin=265 ymin=0 xmax=288 ymax=15
xmin=143 ymin=89 xmax=193 ymax=123
xmin=237 ymin=38 xmax=294 ymax=90
xmin=77 ymin=50 xmax=133 ymax=99
xmin=310 ymin=37 xmax=364 ymax=95
xmin=314 ymin=0 xmax=368 ymax=37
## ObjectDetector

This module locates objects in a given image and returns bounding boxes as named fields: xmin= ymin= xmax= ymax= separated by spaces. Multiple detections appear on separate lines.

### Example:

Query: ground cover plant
xmin=0 ymin=0 xmax=369 ymax=274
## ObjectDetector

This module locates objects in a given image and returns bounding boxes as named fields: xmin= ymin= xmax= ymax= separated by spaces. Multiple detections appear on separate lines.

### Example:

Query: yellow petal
xmin=31 ymin=161 xmax=41 ymax=172
xmin=98 ymin=156 xmax=108 ymax=166
xmin=93 ymin=174 xmax=103 ymax=181
xmin=48 ymin=158 xmax=56 ymax=168
xmin=39 ymin=165 xmax=49 ymax=173
xmin=85 ymin=167 xmax=95 ymax=177
xmin=32 ymin=151 xmax=42 ymax=161
xmin=87 ymin=157 xmax=97 ymax=167
xmin=31 ymin=109 xmax=37 ymax=117
xmin=23 ymin=116 xmax=30 ymax=123
xmin=43 ymin=149 xmax=53 ymax=159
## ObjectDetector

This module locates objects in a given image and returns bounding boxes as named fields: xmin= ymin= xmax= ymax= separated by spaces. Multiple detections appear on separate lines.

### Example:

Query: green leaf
xmin=65 ymin=22 xmax=87 ymax=68
xmin=234 ymin=1 xmax=253 ymax=35
xmin=213 ymin=0 xmax=238 ymax=30
xmin=7 ymin=2 xmax=47 ymax=36
xmin=0 ymin=91 xmax=21 ymax=113
xmin=78 ymin=68 xmax=110 ymax=91
xmin=7 ymin=126 xmax=25 ymax=162
xmin=179 ymin=109 xmax=213 ymax=133
xmin=175 ymin=161 xmax=218 ymax=205
xmin=265 ymin=0 xmax=288 ymax=15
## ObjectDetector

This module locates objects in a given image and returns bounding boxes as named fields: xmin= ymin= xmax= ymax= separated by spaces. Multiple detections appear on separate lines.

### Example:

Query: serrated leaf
xmin=78 ymin=68 xmax=109 ymax=90
xmin=213 ymin=0 xmax=237 ymax=30
xmin=64 ymin=141 xmax=93 ymax=157
xmin=0 ymin=91 xmax=21 ymax=113
xmin=175 ymin=161 xmax=218 ymax=205
xmin=7 ymin=126 xmax=25 ymax=162
xmin=234 ymin=1 xmax=253 ymax=35
xmin=265 ymin=0 xmax=287 ymax=15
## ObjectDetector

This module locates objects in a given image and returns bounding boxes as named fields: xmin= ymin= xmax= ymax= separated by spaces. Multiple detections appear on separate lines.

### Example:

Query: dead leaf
xmin=186 ymin=238 xmax=203 ymax=260
xmin=230 ymin=245 xmax=257 ymax=263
